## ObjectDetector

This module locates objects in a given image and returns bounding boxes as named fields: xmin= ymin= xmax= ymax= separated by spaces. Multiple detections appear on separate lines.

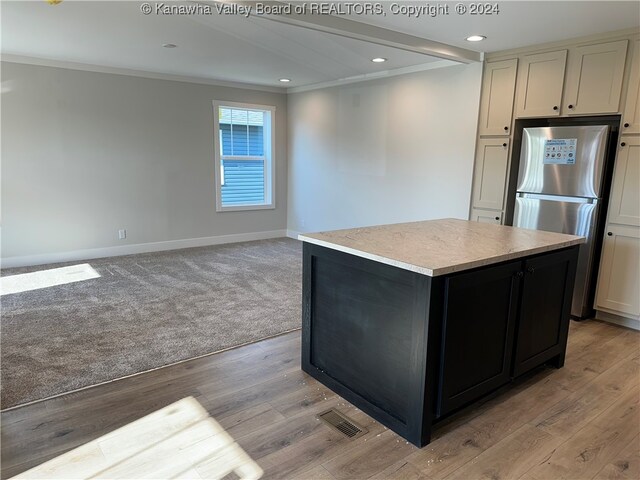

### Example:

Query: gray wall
xmin=1 ymin=62 xmax=288 ymax=261
xmin=287 ymin=63 xmax=483 ymax=234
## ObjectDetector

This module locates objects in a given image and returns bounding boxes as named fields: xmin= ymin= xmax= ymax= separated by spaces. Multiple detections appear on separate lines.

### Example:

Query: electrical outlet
xmin=118 ymin=229 xmax=127 ymax=240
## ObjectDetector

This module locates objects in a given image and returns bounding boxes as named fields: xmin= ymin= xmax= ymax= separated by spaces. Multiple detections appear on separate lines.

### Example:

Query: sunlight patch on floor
xmin=11 ymin=396 xmax=263 ymax=479
xmin=1 ymin=264 xmax=101 ymax=295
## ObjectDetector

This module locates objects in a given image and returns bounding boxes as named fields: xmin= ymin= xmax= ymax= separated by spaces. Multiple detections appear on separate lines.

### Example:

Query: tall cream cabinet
xmin=596 ymin=142 xmax=639 ymax=321
xmin=469 ymin=59 xmax=517 ymax=224
xmin=595 ymin=225 xmax=640 ymax=318
xmin=477 ymin=59 xmax=518 ymax=136
xmin=622 ymin=39 xmax=640 ymax=134
xmin=594 ymin=40 xmax=640 ymax=325
xmin=470 ymin=29 xmax=640 ymax=327
xmin=471 ymin=139 xmax=510 ymax=211
xmin=607 ymin=137 xmax=640 ymax=226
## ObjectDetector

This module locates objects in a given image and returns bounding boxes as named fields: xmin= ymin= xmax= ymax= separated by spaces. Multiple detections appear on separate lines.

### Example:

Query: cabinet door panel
xmin=622 ymin=39 xmax=640 ymax=134
xmin=564 ymin=40 xmax=628 ymax=115
xmin=595 ymin=225 xmax=640 ymax=317
xmin=609 ymin=137 xmax=640 ymax=226
xmin=478 ymin=59 xmax=518 ymax=136
xmin=438 ymin=261 xmax=521 ymax=416
xmin=470 ymin=208 xmax=502 ymax=224
xmin=472 ymin=139 xmax=510 ymax=210
xmin=516 ymin=50 xmax=567 ymax=118
xmin=309 ymin=253 xmax=416 ymax=423
xmin=513 ymin=248 xmax=578 ymax=377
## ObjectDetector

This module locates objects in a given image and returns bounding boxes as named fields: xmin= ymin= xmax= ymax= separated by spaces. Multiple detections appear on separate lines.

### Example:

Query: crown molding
xmin=1 ymin=54 xmax=471 ymax=95
xmin=0 ymin=54 xmax=287 ymax=94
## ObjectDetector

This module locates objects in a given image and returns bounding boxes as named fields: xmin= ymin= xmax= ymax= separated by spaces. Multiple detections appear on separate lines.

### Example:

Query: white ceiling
xmin=348 ymin=1 xmax=640 ymax=53
xmin=1 ymin=1 xmax=639 ymax=90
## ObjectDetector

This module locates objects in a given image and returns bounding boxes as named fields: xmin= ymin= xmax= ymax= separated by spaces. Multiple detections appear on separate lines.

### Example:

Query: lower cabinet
xmin=595 ymin=224 xmax=640 ymax=317
xmin=607 ymin=136 xmax=640 ymax=226
xmin=437 ymin=260 xmax=521 ymax=416
xmin=470 ymin=208 xmax=503 ymax=224
xmin=513 ymin=248 xmax=577 ymax=376
xmin=438 ymin=247 xmax=578 ymax=416
xmin=471 ymin=139 xmax=510 ymax=211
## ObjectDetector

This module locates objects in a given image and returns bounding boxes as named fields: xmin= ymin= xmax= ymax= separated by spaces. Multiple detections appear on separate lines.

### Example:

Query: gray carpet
xmin=1 ymin=238 xmax=302 ymax=409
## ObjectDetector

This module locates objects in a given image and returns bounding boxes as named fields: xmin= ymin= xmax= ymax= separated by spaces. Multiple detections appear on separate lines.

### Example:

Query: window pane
xmin=231 ymin=124 xmax=248 ymax=156
xmin=219 ymin=107 xmax=231 ymax=123
xmin=219 ymin=107 xmax=264 ymax=157
xmin=220 ymin=124 xmax=232 ymax=156
xmin=248 ymin=125 xmax=264 ymax=156
xmin=220 ymin=159 xmax=265 ymax=205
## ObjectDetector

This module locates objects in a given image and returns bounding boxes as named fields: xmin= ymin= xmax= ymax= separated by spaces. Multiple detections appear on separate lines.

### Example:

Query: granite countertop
xmin=298 ymin=218 xmax=585 ymax=277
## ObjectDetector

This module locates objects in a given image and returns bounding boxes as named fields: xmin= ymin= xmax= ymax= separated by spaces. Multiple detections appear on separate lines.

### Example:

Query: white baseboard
xmin=595 ymin=309 xmax=640 ymax=331
xmin=286 ymin=229 xmax=302 ymax=240
xmin=1 ymin=230 xmax=288 ymax=268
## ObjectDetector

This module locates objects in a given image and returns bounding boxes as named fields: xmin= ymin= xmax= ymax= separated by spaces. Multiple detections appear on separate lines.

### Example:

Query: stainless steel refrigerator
xmin=513 ymin=125 xmax=610 ymax=319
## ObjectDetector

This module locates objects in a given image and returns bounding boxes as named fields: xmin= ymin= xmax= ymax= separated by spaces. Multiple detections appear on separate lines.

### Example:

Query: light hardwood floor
xmin=1 ymin=319 xmax=638 ymax=479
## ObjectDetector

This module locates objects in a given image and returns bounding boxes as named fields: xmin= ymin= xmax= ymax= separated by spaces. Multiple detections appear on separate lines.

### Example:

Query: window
xmin=213 ymin=101 xmax=275 ymax=211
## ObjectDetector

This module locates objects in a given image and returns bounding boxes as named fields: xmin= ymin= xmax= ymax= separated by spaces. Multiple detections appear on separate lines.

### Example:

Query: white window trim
xmin=213 ymin=100 xmax=276 ymax=212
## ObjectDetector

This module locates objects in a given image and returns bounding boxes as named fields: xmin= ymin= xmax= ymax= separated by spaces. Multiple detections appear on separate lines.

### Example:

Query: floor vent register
xmin=317 ymin=408 xmax=368 ymax=439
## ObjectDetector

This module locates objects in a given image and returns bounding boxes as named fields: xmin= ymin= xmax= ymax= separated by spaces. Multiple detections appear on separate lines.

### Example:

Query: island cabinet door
xmin=437 ymin=260 xmax=522 ymax=417
xmin=512 ymin=248 xmax=578 ymax=377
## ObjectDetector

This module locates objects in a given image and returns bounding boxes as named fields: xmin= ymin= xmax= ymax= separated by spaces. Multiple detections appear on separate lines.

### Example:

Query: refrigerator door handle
xmin=517 ymin=192 xmax=598 ymax=204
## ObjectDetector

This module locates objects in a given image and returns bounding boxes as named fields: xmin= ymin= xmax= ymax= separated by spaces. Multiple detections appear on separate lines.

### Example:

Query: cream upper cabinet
xmin=470 ymin=208 xmax=502 ymax=224
xmin=471 ymin=139 xmax=510 ymax=211
xmin=516 ymin=50 xmax=567 ymax=118
xmin=608 ymin=137 xmax=640 ymax=226
xmin=595 ymin=224 xmax=640 ymax=318
xmin=478 ymin=59 xmax=518 ymax=136
xmin=622 ymin=39 xmax=640 ymax=134
xmin=563 ymin=40 xmax=629 ymax=115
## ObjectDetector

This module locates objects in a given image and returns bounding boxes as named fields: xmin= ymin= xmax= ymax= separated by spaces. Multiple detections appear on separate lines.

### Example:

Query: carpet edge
xmin=0 ymin=327 xmax=301 ymax=412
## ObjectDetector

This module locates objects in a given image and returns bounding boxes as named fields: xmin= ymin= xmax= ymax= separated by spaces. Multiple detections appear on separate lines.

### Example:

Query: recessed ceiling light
xmin=162 ymin=43 xmax=177 ymax=48
xmin=371 ymin=57 xmax=387 ymax=63
xmin=466 ymin=35 xmax=486 ymax=42
xmin=279 ymin=78 xmax=291 ymax=83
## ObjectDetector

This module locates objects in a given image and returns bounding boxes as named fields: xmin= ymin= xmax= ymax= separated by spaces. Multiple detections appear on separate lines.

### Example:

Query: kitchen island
xmin=299 ymin=218 xmax=584 ymax=447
